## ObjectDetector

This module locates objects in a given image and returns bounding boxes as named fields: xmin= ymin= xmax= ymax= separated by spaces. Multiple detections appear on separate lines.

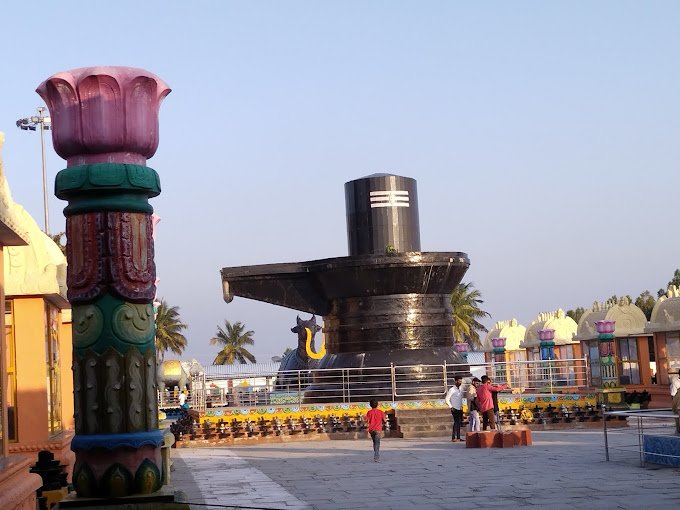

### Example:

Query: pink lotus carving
xmin=538 ymin=329 xmax=555 ymax=341
xmin=491 ymin=337 xmax=506 ymax=348
xmin=37 ymin=67 xmax=171 ymax=167
xmin=594 ymin=320 xmax=616 ymax=334
xmin=454 ymin=342 xmax=469 ymax=353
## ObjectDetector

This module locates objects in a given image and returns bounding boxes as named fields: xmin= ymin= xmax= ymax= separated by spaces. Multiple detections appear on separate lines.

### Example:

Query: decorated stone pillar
xmin=37 ymin=67 xmax=170 ymax=498
xmin=491 ymin=337 xmax=507 ymax=383
xmin=595 ymin=319 xmax=625 ymax=408
xmin=537 ymin=329 xmax=555 ymax=390
xmin=538 ymin=329 xmax=555 ymax=360
xmin=491 ymin=337 xmax=507 ymax=362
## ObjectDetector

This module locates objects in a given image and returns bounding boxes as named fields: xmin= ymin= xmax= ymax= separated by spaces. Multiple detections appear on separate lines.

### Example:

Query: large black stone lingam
xmin=220 ymin=174 xmax=470 ymax=401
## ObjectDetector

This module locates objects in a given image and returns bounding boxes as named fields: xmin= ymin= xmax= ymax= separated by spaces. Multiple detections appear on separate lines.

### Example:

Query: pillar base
xmin=56 ymin=486 xmax=189 ymax=509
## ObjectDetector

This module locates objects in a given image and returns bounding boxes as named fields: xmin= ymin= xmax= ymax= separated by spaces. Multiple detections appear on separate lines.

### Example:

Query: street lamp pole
xmin=16 ymin=106 xmax=51 ymax=234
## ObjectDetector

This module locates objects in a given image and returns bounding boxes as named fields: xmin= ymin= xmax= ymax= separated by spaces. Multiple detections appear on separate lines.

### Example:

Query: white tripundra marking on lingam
xmin=369 ymin=190 xmax=409 ymax=208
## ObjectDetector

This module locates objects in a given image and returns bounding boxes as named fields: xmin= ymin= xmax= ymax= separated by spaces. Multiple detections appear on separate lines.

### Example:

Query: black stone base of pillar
xmin=56 ymin=487 xmax=190 ymax=510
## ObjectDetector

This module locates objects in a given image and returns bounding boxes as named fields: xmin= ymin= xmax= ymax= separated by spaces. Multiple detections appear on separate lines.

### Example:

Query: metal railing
xmin=479 ymin=357 xmax=589 ymax=394
xmin=165 ymin=357 xmax=589 ymax=408
xmin=603 ymin=408 xmax=680 ymax=467
xmin=158 ymin=372 xmax=206 ymax=412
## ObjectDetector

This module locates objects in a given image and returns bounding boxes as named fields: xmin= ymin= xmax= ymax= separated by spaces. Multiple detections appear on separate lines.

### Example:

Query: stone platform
xmin=465 ymin=430 xmax=532 ymax=448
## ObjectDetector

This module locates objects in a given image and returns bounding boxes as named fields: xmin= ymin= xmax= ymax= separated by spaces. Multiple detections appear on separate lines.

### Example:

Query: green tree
xmin=635 ymin=290 xmax=656 ymax=320
xmin=607 ymin=295 xmax=633 ymax=305
xmin=210 ymin=320 xmax=256 ymax=365
xmin=450 ymin=282 xmax=491 ymax=350
xmin=566 ymin=307 xmax=586 ymax=324
xmin=154 ymin=300 xmax=188 ymax=359
xmin=659 ymin=269 xmax=680 ymax=296
xmin=669 ymin=269 xmax=680 ymax=287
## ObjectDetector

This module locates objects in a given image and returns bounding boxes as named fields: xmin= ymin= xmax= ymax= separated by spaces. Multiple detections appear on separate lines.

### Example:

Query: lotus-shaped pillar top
xmin=491 ymin=337 xmax=507 ymax=349
xmin=594 ymin=320 xmax=616 ymax=335
xmin=537 ymin=329 xmax=555 ymax=342
xmin=37 ymin=66 xmax=171 ymax=166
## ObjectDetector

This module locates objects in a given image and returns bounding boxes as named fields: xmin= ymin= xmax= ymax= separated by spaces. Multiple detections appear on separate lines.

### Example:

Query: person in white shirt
xmin=445 ymin=376 xmax=464 ymax=442
xmin=670 ymin=371 xmax=680 ymax=430
xmin=671 ymin=372 xmax=680 ymax=399
xmin=179 ymin=391 xmax=187 ymax=408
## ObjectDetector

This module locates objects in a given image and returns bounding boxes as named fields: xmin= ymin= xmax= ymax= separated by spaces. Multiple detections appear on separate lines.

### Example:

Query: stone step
xmin=398 ymin=423 xmax=453 ymax=432
xmin=394 ymin=408 xmax=451 ymax=418
xmin=399 ymin=430 xmax=452 ymax=438
xmin=394 ymin=407 xmax=459 ymax=438
xmin=395 ymin=415 xmax=454 ymax=425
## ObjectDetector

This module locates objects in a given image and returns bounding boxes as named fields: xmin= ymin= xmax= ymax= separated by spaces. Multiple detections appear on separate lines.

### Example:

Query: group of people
xmin=444 ymin=375 xmax=509 ymax=442
xmin=364 ymin=375 xmax=510 ymax=462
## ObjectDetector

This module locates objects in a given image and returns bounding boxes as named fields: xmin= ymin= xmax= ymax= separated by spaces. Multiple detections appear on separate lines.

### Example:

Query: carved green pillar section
xmin=595 ymin=319 xmax=626 ymax=409
xmin=37 ymin=67 xmax=170 ymax=498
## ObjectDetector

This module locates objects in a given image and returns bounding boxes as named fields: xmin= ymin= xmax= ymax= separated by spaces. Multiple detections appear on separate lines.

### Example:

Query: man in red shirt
xmin=476 ymin=375 xmax=509 ymax=431
xmin=366 ymin=400 xmax=386 ymax=462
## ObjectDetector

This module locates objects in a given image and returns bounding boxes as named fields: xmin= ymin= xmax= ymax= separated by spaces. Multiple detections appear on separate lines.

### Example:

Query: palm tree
xmin=155 ymin=300 xmax=188 ymax=360
xmin=210 ymin=320 xmax=256 ymax=365
xmin=450 ymin=282 xmax=491 ymax=350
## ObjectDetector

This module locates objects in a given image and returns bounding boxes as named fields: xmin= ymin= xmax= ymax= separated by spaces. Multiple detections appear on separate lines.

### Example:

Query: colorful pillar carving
xmin=37 ymin=67 xmax=170 ymax=498
xmin=595 ymin=319 xmax=625 ymax=408
xmin=491 ymin=337 xmax=507 ymax=362
xmin=537 ymin=329 xmax=555 ymax=360
xmin=490 ymin=337 xmax=507 ymax=383
xmin=454 ymin=342 xmax=469 ymax=362
xmin=537 ymin=329 xmax=555 ymax=391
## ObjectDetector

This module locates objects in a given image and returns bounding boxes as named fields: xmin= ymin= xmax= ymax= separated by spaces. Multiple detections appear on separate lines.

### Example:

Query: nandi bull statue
xmin=276 ymin=315 xmax=324 ymax=390
xmin=158 ymin=359 xmax=191 ymax=394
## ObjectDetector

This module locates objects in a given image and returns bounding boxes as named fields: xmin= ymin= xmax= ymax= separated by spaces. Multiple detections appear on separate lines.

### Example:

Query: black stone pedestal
xmin=56 ymin=487 xmax=190 ymax=510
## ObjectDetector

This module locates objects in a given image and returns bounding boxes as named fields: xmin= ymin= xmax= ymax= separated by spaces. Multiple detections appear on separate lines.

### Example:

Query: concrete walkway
xmin=170 ymin=430 xmax=680 ymax=509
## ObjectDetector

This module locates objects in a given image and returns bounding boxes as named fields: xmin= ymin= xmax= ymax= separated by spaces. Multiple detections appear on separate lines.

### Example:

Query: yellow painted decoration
xmin=305 ymin=327 xmax=326 ymax=359
xmin=107 ymin=466 xmax=130 ymax=498
xmin=608 ymin=392 xmax=622 ymax=404
xmin=520 ymin=408 xmax=534 ymax=422
xmin=161 ymin=360 xmax=183 ymax=379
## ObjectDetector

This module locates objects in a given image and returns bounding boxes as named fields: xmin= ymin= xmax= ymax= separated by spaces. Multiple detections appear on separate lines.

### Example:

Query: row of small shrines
xmin=471 ymin=291 xmax=680 ymax=408
xmin=479 ymin=291 xmax=680 ymax=354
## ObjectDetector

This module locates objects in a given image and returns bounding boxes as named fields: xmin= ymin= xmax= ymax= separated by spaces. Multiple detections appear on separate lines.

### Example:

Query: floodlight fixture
xmin=15 ymin=106 xmax=52 ymax=234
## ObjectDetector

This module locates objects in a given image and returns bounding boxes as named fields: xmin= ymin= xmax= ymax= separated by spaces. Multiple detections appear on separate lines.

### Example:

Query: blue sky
xmin=1 ymin=2 xmax=679 ymax=365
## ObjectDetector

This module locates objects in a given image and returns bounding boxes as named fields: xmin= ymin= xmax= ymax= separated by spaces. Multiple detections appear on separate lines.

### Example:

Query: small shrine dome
xmin=575 ymin=297 xmax=647 ymax=341
xmin=521 ymin=309 xmax=577 ymax=349
xmin=646 ymin=286 xmax=680 ymax=333
xmin=482 ymin=319 xmax=526 ymax=352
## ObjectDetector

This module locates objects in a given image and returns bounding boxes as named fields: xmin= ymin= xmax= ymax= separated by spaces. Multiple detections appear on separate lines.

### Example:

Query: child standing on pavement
xmin=366 ymin=400 xmax=386 ymax=462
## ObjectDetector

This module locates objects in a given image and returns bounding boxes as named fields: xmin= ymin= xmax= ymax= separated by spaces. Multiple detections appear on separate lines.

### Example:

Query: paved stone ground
xmin=170 ymin=430 xmax=680 ymax=509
